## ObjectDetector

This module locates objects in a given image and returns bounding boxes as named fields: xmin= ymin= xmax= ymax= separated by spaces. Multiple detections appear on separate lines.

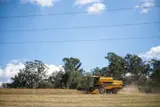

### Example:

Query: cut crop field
xmin=0 ymin=89 xmax=160 ymax=107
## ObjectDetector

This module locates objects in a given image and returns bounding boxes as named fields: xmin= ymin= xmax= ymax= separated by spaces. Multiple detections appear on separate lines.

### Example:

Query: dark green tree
xmin=62 ymin=57 xmax=82 ymax=89
xmin=124 ymin=54 xmax=150 ymax=80
xmin=91 ymin=67 xmax=107 ymax=76
xmin=105 ymin=52 xmax=127 ymax=79
xmin=150 ymin=59 xmax=160 ymax=83
xmin=11 ymin=60 xmax=47 ymax=88
xmin=48 ymin=71 xmax=65 ymax=88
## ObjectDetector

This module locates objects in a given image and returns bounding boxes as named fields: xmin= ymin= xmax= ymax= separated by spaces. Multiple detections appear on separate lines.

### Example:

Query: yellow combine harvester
xmin=88 ymin=76 xmax=123 ymax=94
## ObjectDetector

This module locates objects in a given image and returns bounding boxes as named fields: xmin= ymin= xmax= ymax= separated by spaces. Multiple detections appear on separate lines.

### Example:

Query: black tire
xmin=87 ymin=87 xmax=94 ymax=93
xmin=106 ymin=89 xmax=112 ymax=94
xmin=111 ymin=88 xmax=118 ymax=94
xmin=99 ymin=87 xmax=105 ymax=94
xmin=89 ymin=87 xmax=95 ymax=92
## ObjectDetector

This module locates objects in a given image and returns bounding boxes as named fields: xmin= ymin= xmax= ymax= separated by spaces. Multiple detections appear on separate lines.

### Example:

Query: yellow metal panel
xmin=105 ymin=86 xmax=113 ymax=89
xmin=99 ymin=77 xmax=113 ymax=82
xmin=113 ymin=80 xmax=123 ymax=85
xmin=91 ymin=89 xmax=99 ymax=94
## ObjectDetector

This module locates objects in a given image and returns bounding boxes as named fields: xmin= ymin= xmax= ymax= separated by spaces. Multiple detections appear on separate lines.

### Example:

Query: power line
xmin=1 ymin=36 xmax=160 ymax=44
xmin=0 ymin=6 xmax=160 ymax=19
xmin=0 ymin=21 xmax=159 ymax=32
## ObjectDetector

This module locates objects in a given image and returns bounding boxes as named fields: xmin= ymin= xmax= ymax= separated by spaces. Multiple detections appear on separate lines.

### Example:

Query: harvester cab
xmin=88 ymin=76 xmax=123 ymax=94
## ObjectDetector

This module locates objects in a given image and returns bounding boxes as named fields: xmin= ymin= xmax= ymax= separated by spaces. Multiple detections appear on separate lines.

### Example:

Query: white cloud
xmin=0 ymin=60 xmax=64 ymax=85
xmin=45 ymin=64 xmax=64 ymax=76
xmin=4 ymin=63 xmax=25 ymax=78
xmin=135 ymin=0 xmax=154 ymax=14
xmin=0 ymin=81 xmax=2 ymax=87
xmin=74 ymin=0 xmax=106 ymax=14
xmin=125 ymin=73 xmax=132 ymax=77
xmin=75 ymin=0 xmax=102 ymax=6
xmin=0 ymin=62 xmax=25 ymax=85
xmin=21 ymin=0 xmax=59 ymax=7
xmin=87 ymin=3 xmax=105 ymax=14
xmin=139 ymin=46 xmax=160 ymax=60
xmin=0 ymin=68 xmax=3 ymax=77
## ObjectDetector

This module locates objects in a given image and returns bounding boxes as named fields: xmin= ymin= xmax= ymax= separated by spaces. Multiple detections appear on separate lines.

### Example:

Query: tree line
xmin=2 ymin=52 xmax=160 ymax=93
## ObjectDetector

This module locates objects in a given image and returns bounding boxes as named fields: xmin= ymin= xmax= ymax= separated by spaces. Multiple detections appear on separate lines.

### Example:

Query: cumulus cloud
xmin=74 ymin=0 xmax=105 ymax=14
xmin=125 ymin=73 xmax=132 ymax=77
xmin=0 ymin=63 xmax=24 ymax=87
xmin=0 ymin=60 xmax=64 ymax=86
xmin=21 ymin=0 xmax=59 ymax=7
xmin=4 ymin=63 xmax=25 ymax=78
xmin=0 ymin=68 xmax=3 ymax=77
xmin=135 ymin=0 xmax=155 ymax=14
xmin=0 ymin=62 xmax=25 ymax=84
xmin=87 ymin=3 xmax=105 ymax=14
xmin=139 ymin=46 xmax=160 ymax=60
xmin=45 ymin=64 xmax=64 ymax=76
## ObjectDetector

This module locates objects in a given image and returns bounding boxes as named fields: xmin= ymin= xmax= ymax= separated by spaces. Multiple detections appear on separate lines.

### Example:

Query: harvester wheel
xmin=88 ymin=87 xmax=94 ymax=93
xmin=106 ymin=89 xmax=112 ymax=94
xmin=111 ymin=89 xmax=118 ymax=94
xmin=99 ymin=87 xmax=105 ymax=94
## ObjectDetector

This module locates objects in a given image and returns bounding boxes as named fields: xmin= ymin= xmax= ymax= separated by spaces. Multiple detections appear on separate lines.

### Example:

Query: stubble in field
xmin=0 ymin=89 xmax=160 ymax=107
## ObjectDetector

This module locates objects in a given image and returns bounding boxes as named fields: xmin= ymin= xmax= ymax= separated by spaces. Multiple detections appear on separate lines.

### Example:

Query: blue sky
xmin=0 ymin=0 xmax=160 ymax=79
